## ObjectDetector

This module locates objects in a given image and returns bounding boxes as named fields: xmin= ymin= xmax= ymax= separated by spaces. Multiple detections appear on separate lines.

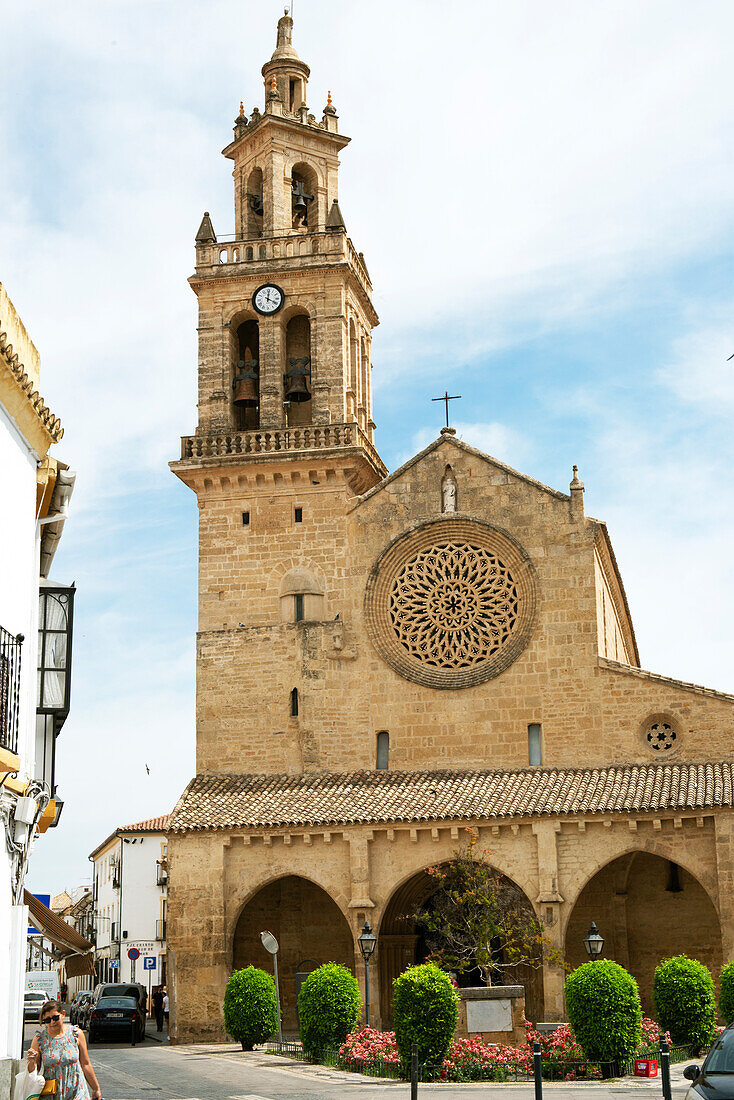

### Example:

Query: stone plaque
xmin=466 ymin=997 xmax=513 ymax=1033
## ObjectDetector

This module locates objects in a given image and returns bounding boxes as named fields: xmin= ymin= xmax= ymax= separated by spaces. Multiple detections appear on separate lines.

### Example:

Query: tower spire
xmin=262 ymin=7 xmax=310 ymax=110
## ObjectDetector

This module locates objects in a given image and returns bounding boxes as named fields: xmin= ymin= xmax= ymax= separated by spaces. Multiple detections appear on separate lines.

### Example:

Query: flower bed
xmin=336 ymin=1017 xmax=673 ymax=1081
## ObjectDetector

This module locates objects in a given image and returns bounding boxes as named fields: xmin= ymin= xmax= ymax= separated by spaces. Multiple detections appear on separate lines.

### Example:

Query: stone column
xmin=715 ymin=813 xmax=734 ymax=963
xmin=532 ymin=821 xmax=565 ymax=1021
xmin=346 ymin=830 xmax=376 ymax=1025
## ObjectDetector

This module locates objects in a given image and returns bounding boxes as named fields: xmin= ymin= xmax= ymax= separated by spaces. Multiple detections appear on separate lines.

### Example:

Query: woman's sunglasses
xmin=42 ymin=1014 xmax=61 ymax=1024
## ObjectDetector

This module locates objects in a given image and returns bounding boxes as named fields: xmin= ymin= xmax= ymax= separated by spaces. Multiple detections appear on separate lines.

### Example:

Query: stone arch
xmin=377 ymin=859 xmax=544 ymax=1027
xmin=279 ymin=566 xmax=325 ymax=622
xmin=232 ymin=874 xmax=354 ymax=1033
xmin=290 ymin=161 xmax=320 ymax=230
xmin=564 ymin=850 xmax=723 ymax=1014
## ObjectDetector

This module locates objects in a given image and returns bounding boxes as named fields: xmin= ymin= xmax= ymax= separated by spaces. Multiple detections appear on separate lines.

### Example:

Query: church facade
xmin=167 ymin=14 xmax=734 ymax=1043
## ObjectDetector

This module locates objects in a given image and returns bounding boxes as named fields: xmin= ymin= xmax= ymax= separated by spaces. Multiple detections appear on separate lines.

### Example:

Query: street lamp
xmin=583 ymin=922 xmax=605 ymax=959
xmin=358 ymin=920 xmax=377 ymax=1026
xmin=260 ymin=930 xmax=283 ymax=1044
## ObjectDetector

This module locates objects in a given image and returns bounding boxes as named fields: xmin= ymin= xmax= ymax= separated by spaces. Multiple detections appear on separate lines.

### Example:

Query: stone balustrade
xmin=179 ymin=421 xmax=385 ymax=472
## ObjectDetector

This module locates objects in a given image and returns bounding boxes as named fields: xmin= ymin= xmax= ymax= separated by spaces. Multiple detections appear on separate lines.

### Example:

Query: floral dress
xmin=37 ymin=1026 xmax=90 ymax=1100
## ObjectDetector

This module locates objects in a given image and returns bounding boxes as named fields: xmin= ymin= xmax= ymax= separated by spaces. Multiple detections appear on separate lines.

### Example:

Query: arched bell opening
xmin=378 ymin=864 xmax=544 ymax=1028
xmin=232 ymin=875 xmax=353 ymax=1035
xmin=284 ymin=312 xmax=312 ymax=427
xmin=246 ymin=168 xmax=264 ymax=238
xmin=233 ymin=319 xmax=260 ymax=430
xmin=290 ymin=162 xmax=318 ymax=231
xmin=564 ymin=851 xmax=723 ymax=1014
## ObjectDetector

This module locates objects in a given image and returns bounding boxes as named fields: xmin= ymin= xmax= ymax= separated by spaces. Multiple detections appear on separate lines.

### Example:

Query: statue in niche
xmin=441 ymin=465 xmax=457 ymax=513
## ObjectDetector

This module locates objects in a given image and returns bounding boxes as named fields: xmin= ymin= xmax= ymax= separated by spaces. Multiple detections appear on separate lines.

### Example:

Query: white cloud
xmin=657 ymin=304 xmax=734 ymax=414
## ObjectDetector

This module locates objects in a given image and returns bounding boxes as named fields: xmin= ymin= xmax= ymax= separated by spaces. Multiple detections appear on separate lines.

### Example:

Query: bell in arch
xmin=284 ymin=357 xmax=311 ymax=402
xmin=233 ymin=359 xmax=259 ymax=407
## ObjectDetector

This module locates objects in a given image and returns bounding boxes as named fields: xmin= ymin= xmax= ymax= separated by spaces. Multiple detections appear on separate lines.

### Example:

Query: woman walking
xmin=27 ymin=1000 xmax=101 ymax=1100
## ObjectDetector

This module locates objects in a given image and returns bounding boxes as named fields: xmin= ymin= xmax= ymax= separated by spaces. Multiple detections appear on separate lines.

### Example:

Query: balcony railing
xmin=179 ymin=421 xmax=385 ymax=475
xmin=0 ymin=627 xmax=23 ymax=756
xmin=155 ymin=919 xmax=166 ymax=941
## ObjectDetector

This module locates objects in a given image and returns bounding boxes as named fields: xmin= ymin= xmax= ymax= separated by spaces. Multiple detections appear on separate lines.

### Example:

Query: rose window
xmin=388 ymin=543 xmax=520 ymax=669
xmin=364 ymin=519 xmax=538 ymax=690
xmin=646 ymin=721 xmax=677 ymax=752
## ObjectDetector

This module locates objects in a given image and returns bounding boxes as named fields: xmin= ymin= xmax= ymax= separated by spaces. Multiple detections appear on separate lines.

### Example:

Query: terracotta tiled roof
xmin=168 ymin=763 xmax=734 ymax=833
xmin=119 ymin=815 xmax=170 ymax=833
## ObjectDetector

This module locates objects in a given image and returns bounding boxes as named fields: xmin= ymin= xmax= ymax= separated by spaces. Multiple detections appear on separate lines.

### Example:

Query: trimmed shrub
xmin=224 ymin=966 xmax=278 ymax=1050
xmin=393 ymin=962 xmax=459 ymax=1072
xmin=298 ymin=963 xmax=361 ymax=1061
xmin=720 ymin=962 xmax=734 ymax=1025
xmin=565 ymin=960 xmax=642 ymax=1066
xmin=654 ymin=955 xmax=716 ymax=1051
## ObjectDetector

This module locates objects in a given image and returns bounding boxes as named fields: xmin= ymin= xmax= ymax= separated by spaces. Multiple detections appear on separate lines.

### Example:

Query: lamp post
xmin=260 ymin=930 xmax=283 ymax=1043
xmin=358 ymin=920 xmax=377 ymax=1026
xmin=583 ymin=922 xmax=605 ymax=959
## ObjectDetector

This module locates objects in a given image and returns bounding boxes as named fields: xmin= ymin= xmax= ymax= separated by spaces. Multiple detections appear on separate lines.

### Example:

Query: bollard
xmin=534 ymin=1041 xmax=543 ymax=1100
xmin=410 ymin=1043 xmax=418 ymax=1100
xmin=660 ymin=1038 xmax=672 ymax=1100
xmin=131 ymin=1018 xmax=136 ymax=1047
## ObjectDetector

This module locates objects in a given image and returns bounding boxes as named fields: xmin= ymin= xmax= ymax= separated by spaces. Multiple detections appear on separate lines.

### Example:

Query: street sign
xmin=127 ymin=947 xmax=140 ymax=961
xmin=109 ymin=960 xmax=119 ymax=970
xmin=143 ymin=957 xmax=156 ymax=971
xmin=27 ymin=894 xmax=51 ymax=935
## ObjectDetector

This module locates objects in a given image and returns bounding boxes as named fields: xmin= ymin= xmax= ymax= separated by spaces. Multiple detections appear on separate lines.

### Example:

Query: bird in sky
xmin=145 ymin=764 xmax=150 ymax=775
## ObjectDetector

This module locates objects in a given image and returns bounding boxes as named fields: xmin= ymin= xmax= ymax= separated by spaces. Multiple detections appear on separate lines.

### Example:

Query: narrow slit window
xmin=294 ymin=594 xmax=305 ymax=622
xmin=242 ymin=511 xmax=250 ymax=526
xmin=294 ymin=507 xmax=303 ymax=523
xmin=290 ymin=688 xmax=299 ymax=717
xmin=376 ymin=731 xmax=389 ymax=770
xmin=528 ymin=723 xmax=542 ymax=766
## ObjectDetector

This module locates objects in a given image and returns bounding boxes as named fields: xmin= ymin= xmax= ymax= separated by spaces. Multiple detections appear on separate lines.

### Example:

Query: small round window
xmin=640 ymin=714 xmax=680 ymax=755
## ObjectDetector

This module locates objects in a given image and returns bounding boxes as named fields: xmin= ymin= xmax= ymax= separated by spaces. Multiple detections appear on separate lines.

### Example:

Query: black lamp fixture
xmin=358 ymin=920 xmax=377 ymax=1026
xmin=583 ymin=921 xmax=605 ymax=959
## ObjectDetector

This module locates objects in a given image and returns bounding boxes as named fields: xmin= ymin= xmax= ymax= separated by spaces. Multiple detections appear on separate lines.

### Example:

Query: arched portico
xmin=377 ymin=862 xmax=544 ymax=1027
xmin=232 ymin=874 xmax=354 ymax=1034
xmin=564 ymin=851 xmax=723 ymax=1012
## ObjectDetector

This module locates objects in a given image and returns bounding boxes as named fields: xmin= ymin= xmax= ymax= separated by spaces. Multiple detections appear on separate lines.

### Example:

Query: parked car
xmin=23 ymin=990 xmax=47 ymax=1023
xmin=87 ymin=995 xmax=144 ymax=1044
xmin=91 ymin=983 xmax=147 ymax=1014
xmin=69 ymin=991 xmax=93 ymax=1025
xmin=684 ymin=1024 xmax=734 ymax=1098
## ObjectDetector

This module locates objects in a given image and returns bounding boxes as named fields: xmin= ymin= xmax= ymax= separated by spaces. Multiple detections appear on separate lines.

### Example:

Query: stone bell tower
xmin=171 ymin=10 xmax=386 ymax=776
xmin=187 ymin=8 xmax=382 ymax=444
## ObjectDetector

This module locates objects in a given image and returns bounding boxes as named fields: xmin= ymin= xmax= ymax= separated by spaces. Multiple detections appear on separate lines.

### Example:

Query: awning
xmin=24 ymin=890 xmax=95 ymax=976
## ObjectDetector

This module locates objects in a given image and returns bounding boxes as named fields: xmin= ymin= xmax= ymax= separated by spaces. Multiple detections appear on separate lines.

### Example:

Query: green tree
xmin=297 ymin=963 xmax=361 ymax=1061
xmin=720 ymin=961 xmax=734 ymax=1025
xmin=654 ymin=956 xmax=716 ymax=1052
xmin=393 ymin=963 xmax=459 ymax=1072
xmin=565 ymin=961 xmax=642 ymax=1068
xmin=415 ymin=829 xmax=561 ymax=984
xmin=223 ymin=967 xmax=278 ymax=1050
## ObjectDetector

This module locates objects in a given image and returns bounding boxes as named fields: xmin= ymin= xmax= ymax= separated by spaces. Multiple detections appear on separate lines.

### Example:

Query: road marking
xmin=91 ymin=1060 xmax=162 ymax=1091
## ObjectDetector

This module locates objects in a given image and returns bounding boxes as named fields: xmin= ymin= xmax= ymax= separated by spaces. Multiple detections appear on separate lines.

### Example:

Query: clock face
xmin=253 ymin=283 xmax=285 ymax=315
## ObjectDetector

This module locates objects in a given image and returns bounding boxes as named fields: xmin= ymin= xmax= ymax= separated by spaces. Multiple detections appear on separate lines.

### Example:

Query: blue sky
xmin=1 ymin=0 xmax=733 ymax=895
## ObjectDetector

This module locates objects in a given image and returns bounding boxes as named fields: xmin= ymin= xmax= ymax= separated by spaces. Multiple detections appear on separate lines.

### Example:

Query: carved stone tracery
xmin=365 ymin=518 xmax=538 ymax=690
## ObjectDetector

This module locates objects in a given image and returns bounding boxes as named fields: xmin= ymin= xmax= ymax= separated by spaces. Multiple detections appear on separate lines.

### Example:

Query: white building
xmin=90 ymin=817 xmax=168 ymax=998
xmin=0 ymin=283 xmax=78 ymax=1094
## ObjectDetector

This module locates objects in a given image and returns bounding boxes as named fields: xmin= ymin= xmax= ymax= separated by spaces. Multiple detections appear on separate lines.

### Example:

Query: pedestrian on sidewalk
xmin=152 ymin=986 xmax=164 ymax=1033
xmin=162 ymin=988 xmax=170 ymax=1040
xmin=27 ymin=1000 xmax=101 ymax=1100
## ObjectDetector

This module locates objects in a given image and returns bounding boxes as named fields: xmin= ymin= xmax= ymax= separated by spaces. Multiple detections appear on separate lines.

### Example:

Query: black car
xmin=87 ymin=996 xmax=144 ymax=1044
xmin=685 ymin=1026 xmax=734 ymax=1098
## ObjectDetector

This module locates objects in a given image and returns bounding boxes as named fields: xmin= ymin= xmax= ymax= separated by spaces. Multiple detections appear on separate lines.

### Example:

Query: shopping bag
xmin=13 ymin=1068 xmax=45 ymax=1100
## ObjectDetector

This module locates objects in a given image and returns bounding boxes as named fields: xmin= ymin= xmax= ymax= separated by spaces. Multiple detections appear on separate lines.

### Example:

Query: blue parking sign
xmin=143 ymin=956 xmax=156 ymax=970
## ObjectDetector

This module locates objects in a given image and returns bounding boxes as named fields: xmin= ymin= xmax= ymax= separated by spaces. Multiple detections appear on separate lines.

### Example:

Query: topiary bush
xmin=224 ymin=966 xmax=278 ymax=1050
xmin=654 ymin=955 xmax=716 ymax=1052
xmin=298 ymin=962 xmax=361 ymax=1061
xmin=393 ymin=962 xmax=459 ymax=1072
xmin=565 ymin=960 xmax=642 ymax=1068
xmin=720 ymin=962 xmax=734 ymax=1025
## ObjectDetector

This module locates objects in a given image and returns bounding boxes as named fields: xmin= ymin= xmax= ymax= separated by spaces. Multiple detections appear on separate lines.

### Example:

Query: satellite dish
xmin=260 ymin=930 xmax=279 ymax=955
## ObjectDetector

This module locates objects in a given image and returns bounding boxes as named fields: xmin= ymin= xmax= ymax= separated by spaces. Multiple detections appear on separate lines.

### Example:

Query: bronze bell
xmin=233 ymin=359 xmax=259 ymax=407
xmin=292 ymin=179 xmax=313 ymax=215
xmin=284 ymin=357 xmax=311 ymax=402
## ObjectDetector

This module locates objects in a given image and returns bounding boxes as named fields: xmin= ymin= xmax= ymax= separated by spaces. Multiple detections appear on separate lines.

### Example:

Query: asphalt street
xmin=21 ymin=1025 xmax=696 ymax=1100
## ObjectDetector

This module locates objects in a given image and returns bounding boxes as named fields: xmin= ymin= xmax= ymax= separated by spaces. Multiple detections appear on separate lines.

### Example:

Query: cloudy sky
xmin=3 ymin=0 xmax=733 ymax=895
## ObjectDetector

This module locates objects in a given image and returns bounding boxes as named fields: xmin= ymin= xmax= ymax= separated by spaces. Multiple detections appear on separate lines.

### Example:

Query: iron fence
xmin=0 ymin=626 xmax=23 ymax=756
